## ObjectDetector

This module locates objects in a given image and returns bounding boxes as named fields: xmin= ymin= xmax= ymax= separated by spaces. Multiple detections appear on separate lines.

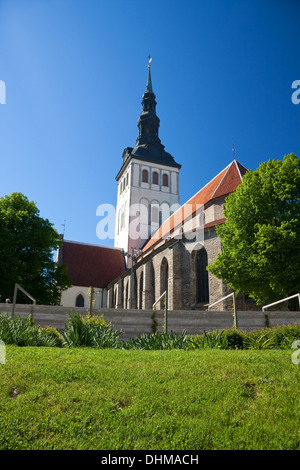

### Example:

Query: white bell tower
xmin=114 ymin=61 xmax=181 ymax=264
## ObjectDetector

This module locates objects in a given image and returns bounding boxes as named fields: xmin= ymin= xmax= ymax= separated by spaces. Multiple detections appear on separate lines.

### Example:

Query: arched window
xmin=162 ymin=174 xmax=169 ymax=187
xmin=124 ymin=282 xmax=129 ymax=309
xmin=196 ymin=248 xmax=209 ymax=303
xmin=139 ymin=271 xmax=144 ymax=309
xmin=160 ymin=257 xmax=169 ymax=297
xmin=142 ymin=169 xmax=148 ymax=183
xmin=152 ymin=171 xmax=158 ymax=184
xmin=75 ymin=294 xmax=84 ymax=307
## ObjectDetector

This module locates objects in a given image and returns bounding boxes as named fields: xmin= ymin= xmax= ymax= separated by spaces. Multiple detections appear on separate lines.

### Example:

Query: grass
xmin=0 ymin=346 xmax=299 ymax=450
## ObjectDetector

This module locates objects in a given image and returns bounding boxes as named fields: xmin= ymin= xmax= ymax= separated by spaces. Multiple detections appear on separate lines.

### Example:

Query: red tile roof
xmin=142 ymin=160 xmax=247 ymax=253
xmin=61 ymin=241 xmax=126 ymax=288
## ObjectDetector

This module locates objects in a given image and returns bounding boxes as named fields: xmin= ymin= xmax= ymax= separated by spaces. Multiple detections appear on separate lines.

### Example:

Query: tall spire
xmin=135 ymin=57 xmax=160 ymax=148
xmin=145 ymin=55 xmax=153 ymax=93
xmin=117 ymin=59 xmax=181 ymax=173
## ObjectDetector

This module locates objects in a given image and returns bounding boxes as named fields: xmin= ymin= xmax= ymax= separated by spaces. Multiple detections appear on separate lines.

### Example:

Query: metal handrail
xmin=262 ymin=293 xmax=300 ymax=311
xmin=153 ymin=290 xmax=168 ymax=333
xmin=12 ymin=283 xmax=36 ymax=316
xmin=208 ymin=292 xmax=238 ymax=329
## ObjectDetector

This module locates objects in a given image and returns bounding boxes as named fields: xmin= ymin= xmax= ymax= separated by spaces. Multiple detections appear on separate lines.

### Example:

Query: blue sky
xmin=0 ymin=0 xmax=299 ymax=247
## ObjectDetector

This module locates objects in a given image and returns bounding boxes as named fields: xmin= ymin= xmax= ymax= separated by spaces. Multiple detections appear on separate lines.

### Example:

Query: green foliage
xmin=244 ymin=324 xmax=300 ymax=350
xmin=61 ymin=311 xmax=123 ymax=348
xmin=189 ymin=330 xmax=227 ymax=349
xmin=0 ymin=192 xmax=71 ymax=305
xmin=190 ymin=325 xmax=300 ymax=350
xmin=123 ymin=330 xmax=189 ymax=350
xmin=208 ymin=153 xmax=300 ymax=306
xmin=0 ymin=314 xmax=63 ymax=347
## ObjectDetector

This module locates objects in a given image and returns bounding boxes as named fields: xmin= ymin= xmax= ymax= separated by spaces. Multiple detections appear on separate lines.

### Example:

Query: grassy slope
xmin=0 ymin=346 xmax=299 ymax=450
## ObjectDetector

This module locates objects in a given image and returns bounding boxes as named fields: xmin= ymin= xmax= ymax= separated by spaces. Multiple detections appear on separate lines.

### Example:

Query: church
xmin=57 ymin=62 xmax=251 ymax=312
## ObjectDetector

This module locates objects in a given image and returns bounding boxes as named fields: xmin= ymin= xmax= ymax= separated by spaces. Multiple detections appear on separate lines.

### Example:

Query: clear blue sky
xmin=0 ymin=0 xmax=299 ymax=247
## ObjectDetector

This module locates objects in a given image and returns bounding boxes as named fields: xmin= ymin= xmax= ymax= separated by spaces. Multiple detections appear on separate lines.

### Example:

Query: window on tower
xmin=162 ymin=174 xmax=169 ymax=187
xmin=152 ymin=171 xmax=158 ymax=185
xmin=142 ymin=169 xmax=149 ymax=183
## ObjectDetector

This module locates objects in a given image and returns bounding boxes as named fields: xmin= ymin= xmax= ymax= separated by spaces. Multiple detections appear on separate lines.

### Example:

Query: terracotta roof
xmin=142 ymin=160 xmax=247 ymax=253
xmin=61 ymin=241 xmax=126 ymax=288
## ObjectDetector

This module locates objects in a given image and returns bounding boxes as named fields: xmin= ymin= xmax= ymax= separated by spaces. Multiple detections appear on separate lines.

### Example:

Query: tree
xmin=0 ymin=192 xmax=71 ymax=305
xmin=208 ymin=153 xmax=300 ymax=307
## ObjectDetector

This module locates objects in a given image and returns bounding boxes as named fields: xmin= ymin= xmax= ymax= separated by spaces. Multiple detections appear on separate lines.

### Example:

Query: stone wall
xmin=1 ymin=303 xmax=299 ymax=340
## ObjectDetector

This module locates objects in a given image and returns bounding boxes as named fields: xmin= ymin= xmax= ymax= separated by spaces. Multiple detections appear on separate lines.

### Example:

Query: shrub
xmin=188 ymin=325 xmax=300 ymax=350
xmin=62 ymin=311 xmax=123 ymax=348
xmin=40 ymin=326 xmax=64 ymax=348
xmin=0 ymin=314 xmax=62 ymax=347
xmin=123 ymin=330 xmax=189 ymax=350
xmin=222 ymin=329 xmax=245 ymax=349
xmin=189 ymin=330 xmax=227 ymax=349
xmin=244 ymin=324 xmax=300 ymax=350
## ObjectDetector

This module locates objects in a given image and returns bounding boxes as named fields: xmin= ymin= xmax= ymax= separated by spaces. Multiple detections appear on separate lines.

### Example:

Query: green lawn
xmin=0 ymin=346 xmax=299 ymax=450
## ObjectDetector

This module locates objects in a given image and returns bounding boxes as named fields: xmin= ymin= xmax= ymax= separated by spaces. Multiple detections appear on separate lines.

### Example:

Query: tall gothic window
xmin=142 ymin=169 xmax=148 ymax=183
xmin=160 ymin=257 xmax=169 ymax=297
xmin=196 ymin=248 xmax=209 ymax=303
xmin=139 ymin=271 xmax=144 ymax=309
xmin=124 ymin=282 xmax=129 ymax=309
xmin=162 ymin=174 xmax=169 ymax=187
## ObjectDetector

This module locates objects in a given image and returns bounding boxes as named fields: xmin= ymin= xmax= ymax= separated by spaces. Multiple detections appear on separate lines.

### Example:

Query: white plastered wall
xmin=60 ymin=286 xmax=107 ymax=309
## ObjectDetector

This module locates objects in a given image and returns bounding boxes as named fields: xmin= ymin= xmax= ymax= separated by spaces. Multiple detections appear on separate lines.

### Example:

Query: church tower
xmin=114 ymin=60 xmax=181 ymax=263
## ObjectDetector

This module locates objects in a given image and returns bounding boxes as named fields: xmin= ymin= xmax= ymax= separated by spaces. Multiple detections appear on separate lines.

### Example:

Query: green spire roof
xmin=145 ymin=65 xmax=153 ymax=93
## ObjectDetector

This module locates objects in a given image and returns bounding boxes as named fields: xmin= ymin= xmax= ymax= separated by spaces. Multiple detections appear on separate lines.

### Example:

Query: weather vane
xmin=148 ymin=54 xmax=152 ymax=67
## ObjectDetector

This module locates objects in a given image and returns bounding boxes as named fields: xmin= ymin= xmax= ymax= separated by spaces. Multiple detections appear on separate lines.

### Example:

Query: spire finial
xmin=145 ymin=56 xmax=153 ymax=93
xmin=232 ymin=137 xmax=236 ymax=159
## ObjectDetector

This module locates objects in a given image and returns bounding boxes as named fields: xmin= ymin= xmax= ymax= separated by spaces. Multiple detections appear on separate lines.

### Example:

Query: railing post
xmin=233 ymin=292 xmax=238 ymax=330
xmin=164 ymin=290 xmax=168 ymax=334
xmin=208 ymin=292 xmax=238 ymax=329
xmin=153 ymin=290 xmax=168 ymax=334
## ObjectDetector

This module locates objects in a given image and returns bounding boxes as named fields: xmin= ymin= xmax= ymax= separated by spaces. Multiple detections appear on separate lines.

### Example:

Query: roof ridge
xmin=235 ymin=159 xmax=248 ymax=176
xmin=180 ymin=162 xmax=232 ymax=208
xmin=64 ymin=239 xmax=122 ymax=251
xmin=233 ymin=159 xmax=243 ymax=180
xmin=210 ymin=161 xmax=233 ymax=200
